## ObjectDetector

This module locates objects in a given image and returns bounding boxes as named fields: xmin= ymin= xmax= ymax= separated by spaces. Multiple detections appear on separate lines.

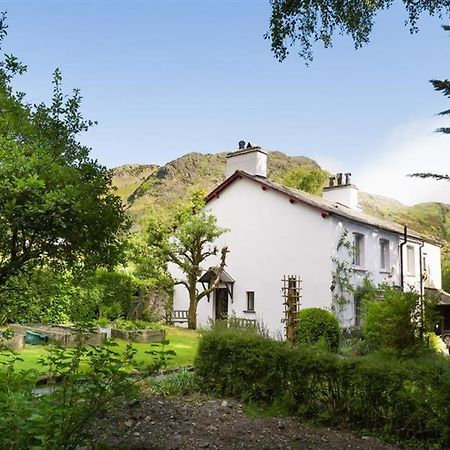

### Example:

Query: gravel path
xmin=94 ymin=395 xmax=403 ymax=449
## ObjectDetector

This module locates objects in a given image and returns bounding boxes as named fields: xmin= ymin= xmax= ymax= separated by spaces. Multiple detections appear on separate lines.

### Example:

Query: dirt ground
xmin=93 ymin=395 xmax=403 ymax=449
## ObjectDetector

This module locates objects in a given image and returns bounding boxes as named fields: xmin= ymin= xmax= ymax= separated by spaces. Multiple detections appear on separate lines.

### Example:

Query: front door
xmin=215 ymin=288 xmax=228 ymax=321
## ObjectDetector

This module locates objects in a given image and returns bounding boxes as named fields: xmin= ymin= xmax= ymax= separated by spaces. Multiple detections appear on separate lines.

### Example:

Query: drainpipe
xmin=399 ymin=226 xmax=408 ymax=291
xmin=419 ymin=241 xmax=425 ymax=339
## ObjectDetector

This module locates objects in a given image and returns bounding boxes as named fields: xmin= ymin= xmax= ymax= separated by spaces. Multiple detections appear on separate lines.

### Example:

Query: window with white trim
xmin=407 ymin=245 xmax=415 ymax=276
xmin=246 ymin=291 xmax=255 ymax=312
xmin=379 ymin=239 xmax=390 ymax=270
xmin=352 ymin=233 xmax=364 ymax=267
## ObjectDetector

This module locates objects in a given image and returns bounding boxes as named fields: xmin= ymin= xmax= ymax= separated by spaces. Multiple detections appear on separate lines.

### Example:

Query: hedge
xmin=195 ymin=328 xmax=450 ymax=448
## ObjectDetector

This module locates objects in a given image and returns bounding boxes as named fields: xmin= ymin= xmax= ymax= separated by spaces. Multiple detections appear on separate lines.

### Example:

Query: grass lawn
xmin=1 ymin=326 xmax=199 ymax=374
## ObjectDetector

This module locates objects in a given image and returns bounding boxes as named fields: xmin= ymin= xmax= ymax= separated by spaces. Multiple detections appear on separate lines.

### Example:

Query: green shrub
xmin=0 ymin=324 xmax=174 ymax=449
xmin=363 ymin=286 xmax=438 ymax=355
xmin=297 ymin=307 xmax=340 ymax=351
xmin=195 ymin=327 xmax=450 ymax=448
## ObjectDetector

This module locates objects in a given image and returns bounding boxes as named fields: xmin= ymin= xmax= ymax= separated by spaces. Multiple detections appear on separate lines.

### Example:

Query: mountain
xmin=112 ymin=151 xmax=319 ymax=220
xmin=111 ymin=151 xmax=450 ymax=255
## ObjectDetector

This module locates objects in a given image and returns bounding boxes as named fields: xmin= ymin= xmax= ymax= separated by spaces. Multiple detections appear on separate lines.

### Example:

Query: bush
xmin=0 ymin=324 xmax=174 ymax=449
xmin=297 ymin=307 xmax=340 ymax=351
xmin=363 ymin=286 xmax=438 ymax=355
xmin=195 ymin=327 xmax=450 ymax=447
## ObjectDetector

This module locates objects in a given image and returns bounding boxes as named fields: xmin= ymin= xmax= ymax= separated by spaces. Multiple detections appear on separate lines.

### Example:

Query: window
xmin=380 ymin=239 xmax=390 ymax=270
xmin=407 ymin=245 xmax=415 ymax=276
xmin=246 ymin=291 xmax=255 ymax=312
xmin=352 ymin=233 xmax=364 ymax=267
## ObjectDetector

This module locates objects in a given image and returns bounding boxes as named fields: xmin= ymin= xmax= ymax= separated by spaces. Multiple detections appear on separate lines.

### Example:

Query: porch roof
xmin=198 ymin=268 xmax=235 ymax=284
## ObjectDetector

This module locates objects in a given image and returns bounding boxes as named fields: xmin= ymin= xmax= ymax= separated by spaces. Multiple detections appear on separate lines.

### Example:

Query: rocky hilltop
xmin=111 ymin=151 xmax=450 ymax=254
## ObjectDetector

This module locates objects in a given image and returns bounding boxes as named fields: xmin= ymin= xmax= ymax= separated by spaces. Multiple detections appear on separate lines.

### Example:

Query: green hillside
xmin=111 ymin=151 xmax=450 ymax=255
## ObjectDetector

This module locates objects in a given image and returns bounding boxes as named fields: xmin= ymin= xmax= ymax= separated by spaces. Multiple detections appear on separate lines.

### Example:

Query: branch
xmin=408 ymin=173 xmax=450 ymax=181
xmin=196 ymin=246 xmax=229 ymax=303
xmin=173 ymin=279 xmax=189 ymax=289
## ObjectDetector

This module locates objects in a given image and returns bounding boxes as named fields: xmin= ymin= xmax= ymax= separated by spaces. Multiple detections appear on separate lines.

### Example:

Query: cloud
xmin=356 ymin=117 xmax=450 ymax=206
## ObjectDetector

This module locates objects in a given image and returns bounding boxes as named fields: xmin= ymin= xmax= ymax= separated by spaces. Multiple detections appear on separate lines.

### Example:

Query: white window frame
xmin=379 ymin=238 xmax=390 ymax=271
xmin=246 ymin=291 xmax=255 ymax=312
xmin=352 ymin=233 xmax=365 ymax=268
xmin=406 ymin=245 xmax=416 ymax=276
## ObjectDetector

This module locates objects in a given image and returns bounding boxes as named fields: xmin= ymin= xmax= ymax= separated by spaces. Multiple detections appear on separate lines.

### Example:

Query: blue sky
xmin=3 ymin=1 xmax=450 ymax=204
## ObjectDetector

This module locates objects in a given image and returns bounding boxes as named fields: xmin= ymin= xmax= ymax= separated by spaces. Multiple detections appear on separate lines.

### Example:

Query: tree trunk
xmin=187 ymin=291 xmax=197 ymax=330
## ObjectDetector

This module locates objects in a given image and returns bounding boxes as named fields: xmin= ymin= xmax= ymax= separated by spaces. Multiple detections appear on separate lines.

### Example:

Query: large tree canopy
xmin=267 ymin=0 xmax=450 ymax=61
xmin=0 ymin=14 xmax=129 ymax=286
xmin=147 ymin=192 xmax=228 ymax=330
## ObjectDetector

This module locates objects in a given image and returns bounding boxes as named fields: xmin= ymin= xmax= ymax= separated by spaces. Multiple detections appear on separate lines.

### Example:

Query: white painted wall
xmin=173 ymin=177 xmax=335 ymax=335
xmin=171 ymin=176 xmax=443 ymax=335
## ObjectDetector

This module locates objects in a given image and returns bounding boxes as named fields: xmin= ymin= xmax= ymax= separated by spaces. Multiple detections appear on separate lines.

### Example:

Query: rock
xmin=221 ymin=400 xmax=228 ymax=407
xmin=125 ymin=420 xmax=134 ymax=428
xmin=198 ymin=442 xmax=210 ymax=448
xmin=133 ymin=432 xmax=141 ymax=437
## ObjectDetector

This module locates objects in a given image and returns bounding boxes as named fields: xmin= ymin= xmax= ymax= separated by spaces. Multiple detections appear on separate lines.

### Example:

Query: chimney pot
xmin=345 ymin=172 xmax=351 ymax=185
xmin=238 ymin=140 xmax=246 ymax=150
xmin=337 ymin=173 xmax=343 ymax=186
xmin=328 ymin=176 xmax=336 ymax=187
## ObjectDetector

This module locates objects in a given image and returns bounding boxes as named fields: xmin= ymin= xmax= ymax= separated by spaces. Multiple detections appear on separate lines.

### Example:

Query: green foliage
xmin=147 ymin=368 xmax=196 ymax=397
xmin=443 ymin=260 xmax=450 ymax=293
xmin=297 ymin=308 xmax=340 ymax=352
xmin=195 ymin=327 xmax=450 ymax=447
xmin=0 ymin=16 xmax=129 ymax=293
xmin=0 ymin=324 xmax=174 ymax=449
xmin=278 ymin=166 xmax=328 ymax=195
xmin=267 ymin=1 xmax=450 ymax=61
xmin=0 ymin=267 xmax=140 ymax=324
xmin=147 ymin=191 xmax=228 ymax=329
xmin=113 ymin=319 xmax=161 ymax=331
xmin=363 ymin=286 xmax=438 ymax=355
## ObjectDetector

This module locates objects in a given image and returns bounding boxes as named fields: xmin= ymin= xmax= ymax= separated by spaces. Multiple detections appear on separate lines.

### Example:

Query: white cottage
xmin=172 ymin=144 xmax=443 ymax=335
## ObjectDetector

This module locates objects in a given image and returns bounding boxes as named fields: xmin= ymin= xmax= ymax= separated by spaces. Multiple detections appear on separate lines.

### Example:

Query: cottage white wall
xmin=330 ymin=219 xmax=442 ymax=327
xmin=172 ymin=177 xmax=335 ymax=336
xmin=171 ymin=177 xmax=443 ymax=334
xmin=423 ymin=242 xmax=442 ymax=290
xmin=331 ymin=219 xmax=402 ymax=327
xmin=401 ymin=241 xmax=441 ymax=292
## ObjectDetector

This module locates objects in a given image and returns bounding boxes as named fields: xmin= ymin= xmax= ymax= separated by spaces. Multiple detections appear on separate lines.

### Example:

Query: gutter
xmin=399 ymin=226 xmax=408 ymax=290
xmin=419 ymin=240 xmax=425 ymax=338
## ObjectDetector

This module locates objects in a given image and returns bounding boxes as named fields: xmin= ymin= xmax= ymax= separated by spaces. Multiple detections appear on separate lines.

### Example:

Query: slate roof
xmin=206 ymin=170 xmax=440 ymax=246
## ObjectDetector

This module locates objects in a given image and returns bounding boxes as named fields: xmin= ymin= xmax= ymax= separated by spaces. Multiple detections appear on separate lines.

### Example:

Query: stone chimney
xmin=322 ymin=172 xmax=359 ymax=210
xmin=225 ymin=141 xmax=268 ymax=179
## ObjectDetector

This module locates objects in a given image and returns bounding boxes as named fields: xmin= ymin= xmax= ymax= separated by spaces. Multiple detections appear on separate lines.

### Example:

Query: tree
xmin=409 ymin=25 xmax=450 ymax=181
xmin=147 ymin=192 xmax=228 ymax=329
xmin=0 ymin=14 xmax=129 ymax=289
xmin=267 ymin=1 xmax=450 ymax=62
xmin=278 ymin=166 xmax=328 ymax=195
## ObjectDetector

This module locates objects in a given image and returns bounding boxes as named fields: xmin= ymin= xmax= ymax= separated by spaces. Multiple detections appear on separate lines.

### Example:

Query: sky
xmin=3 ymin=0 xmax=450 ymax=205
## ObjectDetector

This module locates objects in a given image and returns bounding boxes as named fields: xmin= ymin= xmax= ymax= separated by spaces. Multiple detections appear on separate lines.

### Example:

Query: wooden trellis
xmin=281 ymin=275 xmax=302 ymax=345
